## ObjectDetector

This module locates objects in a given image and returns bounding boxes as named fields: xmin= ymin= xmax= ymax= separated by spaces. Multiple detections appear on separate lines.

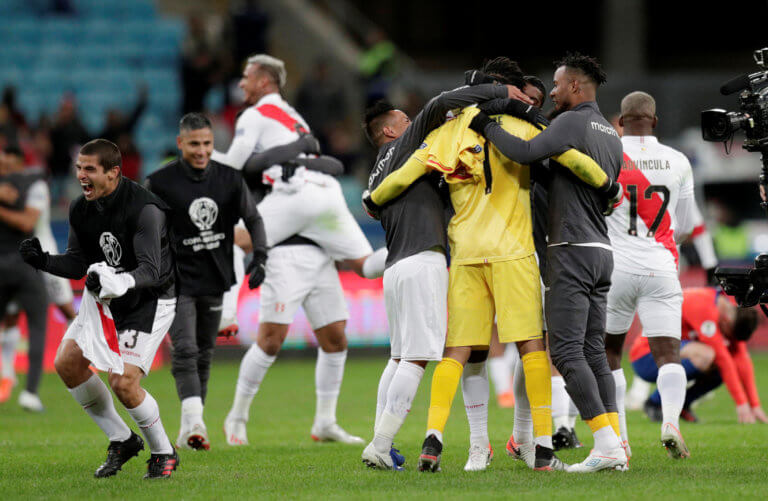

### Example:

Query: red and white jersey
xmin=607 ymin=135 xmax=696 ymax=277
xmin=211 ymin=92 xmax=311 ymax=176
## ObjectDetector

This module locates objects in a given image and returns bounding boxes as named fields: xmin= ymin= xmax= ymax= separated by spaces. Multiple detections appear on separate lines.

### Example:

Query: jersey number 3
xmin=626 ymin=184 xmax=669 ymax=237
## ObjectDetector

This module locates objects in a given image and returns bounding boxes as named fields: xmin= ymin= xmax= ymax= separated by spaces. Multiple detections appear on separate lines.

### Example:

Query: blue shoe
xmin=390 ymin=445 xmax=405 ymax=467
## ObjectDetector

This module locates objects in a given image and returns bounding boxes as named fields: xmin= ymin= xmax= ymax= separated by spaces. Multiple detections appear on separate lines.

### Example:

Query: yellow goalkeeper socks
xmin=425 ymin=358 xmax=463 ymax=439
xmin=521 ymin=350 xmax=553 ymax=447
xmin=607 ymin=411 xmax=621 ymax=438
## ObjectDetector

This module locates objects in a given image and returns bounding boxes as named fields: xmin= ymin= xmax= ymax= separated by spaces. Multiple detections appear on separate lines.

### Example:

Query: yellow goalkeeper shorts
xmin=446 ymin=255 xmax=542 ymax=347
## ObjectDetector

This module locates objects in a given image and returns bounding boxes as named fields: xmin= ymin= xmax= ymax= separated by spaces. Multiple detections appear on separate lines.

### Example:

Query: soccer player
xmin=0 ymin=146 xmax=49 ymax=411
xmin=629 ymin=287 xmax=767 ymax=426
xmin=19 ymin=139 xmax=179 ymax=479
xmin=213 ymin=54 xmax=380 ymax=445
xmin=368 ymin=57 xmax=616 ymax=472
xmin=469 ymin=53 xmax=625 ymax=472
xmin=146 ymin=113 xmax=267 ymax=451
xmin=604 ymin=91 xmax=706 ymax=460
xmin=358 ymin=71 xmax=526 ymax=470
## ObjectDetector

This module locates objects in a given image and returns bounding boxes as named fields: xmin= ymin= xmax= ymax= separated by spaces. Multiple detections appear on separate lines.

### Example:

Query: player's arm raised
xmin=20 ymin=202 xmax=88 ymax=278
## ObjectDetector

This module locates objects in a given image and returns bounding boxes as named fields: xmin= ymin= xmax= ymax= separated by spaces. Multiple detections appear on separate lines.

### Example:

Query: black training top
xmin=146 ymin=158 xmax=267 ymax=297
xmin=367 ymin=83 xmax=509 ymax=268
xmin=45 ymin=177 xmax=174 ymax=332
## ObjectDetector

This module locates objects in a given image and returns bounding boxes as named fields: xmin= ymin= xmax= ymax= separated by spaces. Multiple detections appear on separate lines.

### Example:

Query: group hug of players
xmin=0 ymin=51 xmax=764 ymax=480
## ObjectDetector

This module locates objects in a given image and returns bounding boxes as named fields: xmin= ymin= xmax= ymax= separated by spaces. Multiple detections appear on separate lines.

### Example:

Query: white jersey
xmin=607 ymin=136 xmax=697 ymax=277
xmin=25 ymin=179 xmax=58 ymax=254
xmin=211 ymin=92 xmax=322 ymax=192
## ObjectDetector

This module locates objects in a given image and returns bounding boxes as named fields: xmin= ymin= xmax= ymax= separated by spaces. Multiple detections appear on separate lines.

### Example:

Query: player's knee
xmin=257 ymin=337 xmax=283 ymax=356
xmin=690 ymin=344 xmax=715 ymax=370
xmin=109 ymin=373 xmax=140 ymax=401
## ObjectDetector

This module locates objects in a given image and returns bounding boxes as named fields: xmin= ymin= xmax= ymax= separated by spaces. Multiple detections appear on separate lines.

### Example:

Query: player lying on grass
xmin=630 ymin=287 xmax=767 ymax=430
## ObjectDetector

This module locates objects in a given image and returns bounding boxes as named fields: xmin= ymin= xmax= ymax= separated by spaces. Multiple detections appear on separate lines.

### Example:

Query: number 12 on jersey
xmin=625 ymin=184 xmax=670 ymax=238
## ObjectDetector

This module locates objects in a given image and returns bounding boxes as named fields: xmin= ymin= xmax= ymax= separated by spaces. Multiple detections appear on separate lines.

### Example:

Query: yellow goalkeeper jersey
xmin=370 ymin=107 xmax=609 ymax=265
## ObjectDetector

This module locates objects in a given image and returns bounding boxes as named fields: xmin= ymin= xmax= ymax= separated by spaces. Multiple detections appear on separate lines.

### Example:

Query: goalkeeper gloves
xmin=599 ymin=178 xmax=624 ymax=216
xmin=246 ymin=251 xmax=267 ymax=289
xmin=361 ymin=189 xmax=382 ymax=220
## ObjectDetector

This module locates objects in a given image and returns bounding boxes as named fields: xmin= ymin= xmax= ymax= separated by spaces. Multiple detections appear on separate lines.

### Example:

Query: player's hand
xmin=0 ymin=182 xmax=19 ymax=204
xmin=486 ymin=99 xmax=549 ymax=129
xmin=736 ymin=403 xmax=756 ymax=424
xmin=85 ymin=271 xmax=102 ymax=295
xmin=752 ymin=405 xmax=768 ymax=423
xmin=246 ymin=251 xmax=267 ymax=289
xmin=19 ymin=238 xmax=49 ymax=270
xmin=705 ymin=267 xmax=719 ymax=286
xmin=760 ymin=183 xmax=766 ymax=202
xmin=281 ymin=161 xmax=298 ymax=182
xmin=505 ymin=85 xmax=534 ymax=104
xmin=298 ymin=133 xmax=321 ymax=156
xmin=362 ymin=189 xmax=381 ymax=220
xmin=468 ymin=111 xmax=495 ymax=135
xmin=599 ymin=178 xmax=623 ymax=216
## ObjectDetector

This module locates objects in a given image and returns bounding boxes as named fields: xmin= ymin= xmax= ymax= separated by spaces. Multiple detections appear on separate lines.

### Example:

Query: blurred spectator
xmin=229 ymin=0 xmax=270 ymax=72
xmin=710 ymin=199 xmax=751 ymax=262
xmin=48 ymin=94 xmax=88 ymax=202
xmin=358 ymin=29 xmax=397 ymax=106
xmin=181 ymin=15 xmax=227 ymax=114
xmin=295 ymin=61 xmax=347 ymax=152
xmin=99 ymin=86 xmax=148 ymax=144
xmin=2 ymin=87 xmax=27 ymax=131
xmin=0 ymin=104 xmax=18 ymax=149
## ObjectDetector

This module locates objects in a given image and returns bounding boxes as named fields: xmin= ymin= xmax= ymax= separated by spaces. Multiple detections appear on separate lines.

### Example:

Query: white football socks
xmin=1 ymin=326 xmax=20 ymax=380
xmin=69 ymin=373 xmax=131 ymax=442
xmin=372 ymin=361 xmax=424 ymax=453
xmin=314 ymin=348 xmax=347 ymax=427
xmin=127 ymin=391 xmax=173 ymax=454
xmin=180 ymin=396 xmax=204 ymax=430
xmin=461 ymin=362 xmax=489 ymax=448
xmin=612 ymin=368 xmax=628 ymax=444
xmin=657 ymin=363 xmax=686 ymax=430
xmin=512 ymin=359 xmax=533 ymax=444
xmin=551 ymin=375 xmax=571 ymax=430
xmin=487 ymin=356 xmax=512 ymax=396
xmin=229 ymin=343 xmax=276 ymax=421
xmin=593 ymin=424 xmax=621 ymax=454
xmin=375 ymin=359 xmax=399 ymax=430
xmin=362 ymin=247 xmax=388 ymax=279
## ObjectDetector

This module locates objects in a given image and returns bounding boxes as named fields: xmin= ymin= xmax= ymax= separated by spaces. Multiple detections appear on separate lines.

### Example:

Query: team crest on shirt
xmin=700 ymin=320 xmax=717 ymax=337
xmin=188 ymin=197 xmax=219 ymax=231
xmin=99 ymin=232 xmax=122 ymax=266
xmin=472 ymin=144 xmax=483 ymax=153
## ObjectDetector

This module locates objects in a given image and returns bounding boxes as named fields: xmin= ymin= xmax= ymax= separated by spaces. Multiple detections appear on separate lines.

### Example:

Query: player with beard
xmin=213 ymin=54 xmax=384 ymax=446
xmin=19 ymin=139 xmax=179 ymax=479
xmin=469 ymin=52 xmax=625 ymax=472
xmin=146 ymin=113 xmax=267 ymax=451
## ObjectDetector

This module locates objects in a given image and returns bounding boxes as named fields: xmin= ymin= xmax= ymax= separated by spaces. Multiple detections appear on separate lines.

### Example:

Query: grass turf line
xmin=1 ymin=355 xmax=768 ymax=500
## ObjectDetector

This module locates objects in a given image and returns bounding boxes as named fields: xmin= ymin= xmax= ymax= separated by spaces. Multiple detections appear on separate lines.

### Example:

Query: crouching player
xmin=629 ymin=287 xmax=767 ymax=434
xmin=19 ymin=139 xmax=179 ymax=479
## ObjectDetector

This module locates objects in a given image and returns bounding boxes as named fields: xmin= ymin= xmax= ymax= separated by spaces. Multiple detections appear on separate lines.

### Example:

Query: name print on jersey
xmin=183 ymin=197 xmax=226 ymax=252
xmin=99 ymin=232 xmax=122 ymax=266
xmin=622 ymin=157 xmax=672 ymax=171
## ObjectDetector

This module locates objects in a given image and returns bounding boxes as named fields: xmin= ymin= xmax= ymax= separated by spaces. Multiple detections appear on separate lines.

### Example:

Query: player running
xmin=19 ymin=139 xmax=179 ymax=479
xmin=213 ymin=54 xmax=382 ymax=446
xmin=629 ymin=287 xmax=767 ymax=427
xmin=146 ymin=113 xmax=267 ymax=451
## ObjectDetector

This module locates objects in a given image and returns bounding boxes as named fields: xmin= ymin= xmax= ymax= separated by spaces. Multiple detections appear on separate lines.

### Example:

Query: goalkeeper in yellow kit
xmin=368 ymin=58 xmax=619 ymax=472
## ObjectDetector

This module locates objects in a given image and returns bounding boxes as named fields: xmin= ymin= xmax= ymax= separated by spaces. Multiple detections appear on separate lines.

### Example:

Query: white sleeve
xmin=673 ymin=156 xmax=696 ymax=242
xmin=25 ymin=180 xmax=49 ymax=212
xmin=211 ymin=109 xmax=261 ymax=170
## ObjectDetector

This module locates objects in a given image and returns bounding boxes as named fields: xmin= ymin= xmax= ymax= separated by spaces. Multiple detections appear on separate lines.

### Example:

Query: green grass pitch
xmin=2 ymin=354 xmax=768 ymax=500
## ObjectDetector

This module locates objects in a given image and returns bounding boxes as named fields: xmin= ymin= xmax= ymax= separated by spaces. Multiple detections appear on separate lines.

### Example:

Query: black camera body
xmin=703 ymin=48 xmax=768 ymax=310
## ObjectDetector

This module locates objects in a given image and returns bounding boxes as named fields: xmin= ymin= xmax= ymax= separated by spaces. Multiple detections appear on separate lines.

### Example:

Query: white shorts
xmin=219 ymin=244 xmax=246 ymax=330
xmin=258 ymin=176 xmax=373 ymax=261
xmin=383 ymin=251 xmax=447 ymax=361
xmin=63 ymin=298 xmax=176 ymax=375
xmin=44 ymin=272 xmax=73 ymax=305
xmin=606 ymin=269 xmax=682 ymax=338
xmin=259 ymin=245 xmax=348 ymax=330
